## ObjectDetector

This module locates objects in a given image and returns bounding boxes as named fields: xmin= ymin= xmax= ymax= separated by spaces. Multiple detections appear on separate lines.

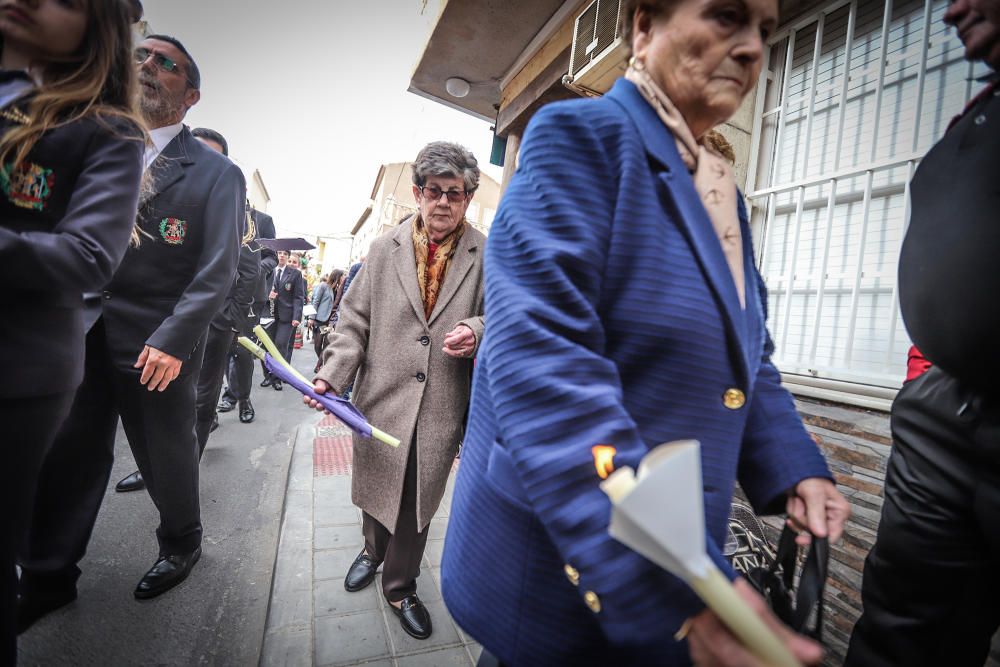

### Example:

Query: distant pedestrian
xmin=305 ymin=142 xmax=485 ymax=641
xmin=310 ymin=269 xmax=345 ymax=371
xmin=262 ymin=249 xmax=305 ymax=390
xmin=845 ymin=2 xmax=1000 ymax=665
xmin=19 ymin=32 xmax=243 ymax=629
xmin=1 ymin=0 xmax=145 ymax=656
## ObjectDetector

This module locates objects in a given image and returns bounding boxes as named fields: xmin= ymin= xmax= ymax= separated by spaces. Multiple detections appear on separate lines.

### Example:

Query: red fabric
xmin=906 ymin=345 xmax=932 ymax=383
xmin=428 ymin=241 xmax=439 ymax=265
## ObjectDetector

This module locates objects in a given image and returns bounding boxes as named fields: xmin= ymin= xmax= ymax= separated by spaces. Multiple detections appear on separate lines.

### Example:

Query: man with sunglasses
xmin=19 ymin=35 xmax=244 ymax=628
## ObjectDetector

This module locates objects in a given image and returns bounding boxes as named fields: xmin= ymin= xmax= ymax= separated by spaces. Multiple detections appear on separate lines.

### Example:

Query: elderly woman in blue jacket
xmin=441 ymin=0 xmax=850 ymax=665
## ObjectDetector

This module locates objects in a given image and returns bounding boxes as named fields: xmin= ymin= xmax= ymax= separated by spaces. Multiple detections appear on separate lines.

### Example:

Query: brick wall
xmin=780 ymin=397 xmax=1000 ymax=666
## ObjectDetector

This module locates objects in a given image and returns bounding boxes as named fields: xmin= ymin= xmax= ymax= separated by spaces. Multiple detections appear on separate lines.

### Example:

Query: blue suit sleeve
xmin=482 ymin=105 xmax=714 ymax=644
xmin=738 ymin=266 xmax=833 ymax=514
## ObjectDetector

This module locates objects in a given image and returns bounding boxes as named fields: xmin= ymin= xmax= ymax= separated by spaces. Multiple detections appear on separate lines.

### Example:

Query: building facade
xmin=410 ymin=0 xmax=997 ymax=662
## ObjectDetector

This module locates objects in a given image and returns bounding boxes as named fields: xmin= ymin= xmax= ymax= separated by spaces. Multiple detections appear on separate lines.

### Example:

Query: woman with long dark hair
xmin=0 ymin=0 xmax=145 ymax=659
xmin=311 ymin=268 xmax=346 ymax=370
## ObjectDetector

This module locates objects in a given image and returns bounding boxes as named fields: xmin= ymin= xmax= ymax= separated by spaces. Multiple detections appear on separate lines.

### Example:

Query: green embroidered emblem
xmin=1 ymin=162 xmax=55 ymax=211
xmin=159 ymin=217 xmax=187 ymax=245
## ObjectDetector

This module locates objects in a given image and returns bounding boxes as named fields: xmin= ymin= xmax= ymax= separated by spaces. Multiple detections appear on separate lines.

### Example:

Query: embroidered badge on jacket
xmin=1 ymin=162 xmax=55 ymax=211
xmin=159 ymin=217 xmax=187 ymax=245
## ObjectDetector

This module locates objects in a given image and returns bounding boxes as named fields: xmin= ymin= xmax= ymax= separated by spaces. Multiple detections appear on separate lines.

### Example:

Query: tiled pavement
xmin=262 ymin=417 xmax=482 ymax=666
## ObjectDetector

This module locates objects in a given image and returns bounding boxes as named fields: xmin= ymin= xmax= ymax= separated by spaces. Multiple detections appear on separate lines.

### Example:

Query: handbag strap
xmin=768 ymin=524 xmax=829 ymax=640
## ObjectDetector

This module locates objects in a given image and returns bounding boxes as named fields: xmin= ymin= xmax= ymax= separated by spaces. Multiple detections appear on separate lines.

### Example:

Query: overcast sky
xmin=142 ymin=1 xmax=504 ymax=239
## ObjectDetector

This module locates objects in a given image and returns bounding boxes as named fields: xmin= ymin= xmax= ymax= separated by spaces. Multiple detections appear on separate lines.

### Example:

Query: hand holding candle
xmin=600 ymin=441 xmax=816 ymax=667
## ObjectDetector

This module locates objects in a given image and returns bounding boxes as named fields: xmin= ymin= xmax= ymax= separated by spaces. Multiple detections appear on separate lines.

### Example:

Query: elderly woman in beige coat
xmin=306 ymin=141 xmax=485 ymax=640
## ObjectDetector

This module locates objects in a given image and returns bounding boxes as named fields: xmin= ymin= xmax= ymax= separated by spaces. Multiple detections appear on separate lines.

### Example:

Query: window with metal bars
xmin=745 ymin=0 xmax=991 ymax=395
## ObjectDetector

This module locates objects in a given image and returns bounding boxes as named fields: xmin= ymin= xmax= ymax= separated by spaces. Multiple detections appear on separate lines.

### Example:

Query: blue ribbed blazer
xmin=441 ymin=78 xmax=832 ymax=666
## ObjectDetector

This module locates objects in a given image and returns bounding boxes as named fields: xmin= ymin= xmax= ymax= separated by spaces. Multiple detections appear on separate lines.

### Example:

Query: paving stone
xmin=384 ymin=600 xmax=461 ymax=655
xmin=467 ymin=643 xmax=483 ymax=661
xmin=315 ymin=611 xmax=390 ymax=666
xmin=427 ymin=518 xmax=449 ymax=541
xmin=315 ymin=578 xmax=380 ymax=617
xmin=416 ymin=568 xmax=441 ymax=603
xmin=261 ymin=624 xmax=312 ymax=666
xmin=315 ymin=504 xmax=361 ymax=527
xmin=316 ymin=525 xmax=364 ymax=551
xmin=314 ymin=475 xmax=353 ymax=493
xmin=424 ymin=540 xmax=445 ymax=567
xmin=316 ymin=491 xmax=359 ymax=510
xmin=315 ymin=548 xmax=365 ymax=581
xmin=396 ymin=646 xmax=472 ymax=666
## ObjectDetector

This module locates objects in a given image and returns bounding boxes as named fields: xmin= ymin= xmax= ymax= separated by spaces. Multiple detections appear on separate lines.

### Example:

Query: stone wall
xmin=774 ymin=397 xmax=1000 ymax=666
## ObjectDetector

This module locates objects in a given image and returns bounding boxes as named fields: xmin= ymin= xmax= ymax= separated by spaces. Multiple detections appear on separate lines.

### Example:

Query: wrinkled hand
xmin=269 ymin=290 xmax=278 ymax=300
xmin=687 ymin=578 xmax=824 ymax=667
xmin=786 ymin=477 xmax=851 ymax=546
xmin=304 ymin=379 xmax=332 ymax=414
xmin=134 ymin=345 xmax=182 ymax=392
xmin=292 ymin=320 xmax=300 ymax=328
xmin=442 ymin=324 xmax=476 ymax=358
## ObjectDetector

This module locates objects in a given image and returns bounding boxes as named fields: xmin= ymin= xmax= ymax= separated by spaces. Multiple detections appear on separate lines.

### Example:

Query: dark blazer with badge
xmin=0 ymin=103 xmax=143 ymax=398
xmin=441 ymin=79 xmax=833 ymax=666
xmin=102 ymin=127 xmax=243 ymax=367
xmin=272 ymin=265 xmax=304 ymax=324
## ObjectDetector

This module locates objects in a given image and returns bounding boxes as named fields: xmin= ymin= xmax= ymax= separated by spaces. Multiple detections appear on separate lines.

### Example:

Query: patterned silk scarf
xmin=625 ymin=60 xmax=746 ymax=308
xmin=412 ymin=214 xmax=466 ymax=320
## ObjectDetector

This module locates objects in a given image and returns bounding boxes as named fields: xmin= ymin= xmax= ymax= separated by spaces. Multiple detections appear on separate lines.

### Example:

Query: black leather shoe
xmin=134 ymin=547 xmax=201 ymax=600
xmin=344 ymin=551 xmax=379 ymax=592
xmin=260 ymin=376 xmax=273 ymax=388
xmin=271 ymin=379 xmax=283 ymax=391
xmin=391 ymin=595 xmax=432 ymax=639
xmin=216 ymin=398 xmax=236 ymax=413
xmin=16 ymin=587 xmax=77 ymax=634
xmin=238 ymin=399 xmax=255 ymax=424
xmin=115 ymin=470 xmax=144 ymax=493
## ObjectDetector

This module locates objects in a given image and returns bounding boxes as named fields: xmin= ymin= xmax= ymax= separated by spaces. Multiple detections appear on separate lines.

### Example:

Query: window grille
xmin=746 ymin=0 xmax=991 ymax=391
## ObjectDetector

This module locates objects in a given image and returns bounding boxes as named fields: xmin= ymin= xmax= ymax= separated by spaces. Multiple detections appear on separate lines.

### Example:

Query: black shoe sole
xmin=134 ymin=549 xmax=201 ymax=600
xmin=115 ymin=481 xmax=145 ymax=493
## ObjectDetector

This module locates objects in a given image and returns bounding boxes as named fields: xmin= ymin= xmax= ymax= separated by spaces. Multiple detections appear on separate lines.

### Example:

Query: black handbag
xmin=745 ymin=524 xmax=829 ymax=641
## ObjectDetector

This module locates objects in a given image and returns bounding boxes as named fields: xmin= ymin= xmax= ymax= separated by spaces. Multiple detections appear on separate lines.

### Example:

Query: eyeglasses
xmin=134 ymin=47 xmax=188 ymax=80
xmin=420 ymin=185 xmax=469 ymax=204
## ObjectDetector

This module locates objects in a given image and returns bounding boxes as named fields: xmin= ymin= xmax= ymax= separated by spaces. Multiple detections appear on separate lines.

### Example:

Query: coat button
xmin=415 ymin=372 xmax=426 ymax=382
xmin=564 ymin=564 xmax=580 ymax=587
xmin=583 ymin=590 xmax=601 ymax=614
xmin=723 ymin=388 xmax=745 ymax=409
xmin=419 ymin=335 xmax=430 ymax=346
xmin=102 ymin=290 xmax=111 ymax=300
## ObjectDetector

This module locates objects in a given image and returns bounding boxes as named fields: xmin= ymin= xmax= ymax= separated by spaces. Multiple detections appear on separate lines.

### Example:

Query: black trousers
xmin=223 ymin=338 xmax=255 ymax=402
xmin=21 ymin=319 xmax=206 ymax=596
xmin=259 ymin=319 xmax=279 ymax=380
xmin=274 ymin=320 xmax=296 ymax=365
xmin=1 ymin=390 xmax=74 ymax=667
xmin=361 ymin=435 xmax=429 ymax=603
xmin=195 ymin=324 xmax=236 ymax=456
xmin=845 ymin=367 xmax=1000 ymax=667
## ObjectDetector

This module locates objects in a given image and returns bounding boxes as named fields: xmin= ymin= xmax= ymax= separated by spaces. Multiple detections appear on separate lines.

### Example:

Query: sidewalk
xmin=262 ymin=415 xmax=482 ymax=666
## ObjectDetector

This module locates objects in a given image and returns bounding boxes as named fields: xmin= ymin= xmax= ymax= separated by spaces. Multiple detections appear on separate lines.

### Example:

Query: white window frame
xmin=744 ymin=0 xmax=986 ymax=410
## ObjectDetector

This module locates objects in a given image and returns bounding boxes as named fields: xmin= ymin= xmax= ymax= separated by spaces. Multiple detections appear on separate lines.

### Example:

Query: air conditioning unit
xmin=564 ymin=0 xmax=629 ymax=97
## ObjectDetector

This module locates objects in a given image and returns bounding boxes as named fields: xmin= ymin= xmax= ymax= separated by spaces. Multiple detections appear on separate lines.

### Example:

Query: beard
xmin=139 ymin=74 xmax=182 ymax=125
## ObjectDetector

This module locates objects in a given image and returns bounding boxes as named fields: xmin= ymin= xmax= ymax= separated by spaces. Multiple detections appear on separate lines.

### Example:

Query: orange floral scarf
xmin=412 ymin=215 xmax=465 ymax=319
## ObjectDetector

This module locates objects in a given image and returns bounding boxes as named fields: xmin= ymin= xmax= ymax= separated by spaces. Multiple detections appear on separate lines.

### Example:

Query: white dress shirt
xmin=143 ymin=122 xmax=184 ymax=170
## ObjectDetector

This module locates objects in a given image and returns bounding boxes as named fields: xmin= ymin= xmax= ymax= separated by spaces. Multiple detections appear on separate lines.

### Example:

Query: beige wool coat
xmin=315 ymin=217 xmax=485 ymax=532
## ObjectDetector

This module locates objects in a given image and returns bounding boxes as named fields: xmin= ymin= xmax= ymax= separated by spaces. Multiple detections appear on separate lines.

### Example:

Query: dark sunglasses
xmin=420 ymin=185 xmax=469 ymax=204
xmin=134 ymin=47 xmax=189 ymax=82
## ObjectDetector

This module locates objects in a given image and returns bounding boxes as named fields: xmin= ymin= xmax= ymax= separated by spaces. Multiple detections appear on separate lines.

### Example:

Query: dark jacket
xmin=0 ymin=103 xmax=143 ymax=398
xmin=272 ymin=265 xmax=304 ymax=323
xmin=210 ymin=208 xmax=260 ymax=334
xmin=102 ymin=126 xmax=244 ymax=367
xmin=248 ymin=207 xmax=277 ymax=311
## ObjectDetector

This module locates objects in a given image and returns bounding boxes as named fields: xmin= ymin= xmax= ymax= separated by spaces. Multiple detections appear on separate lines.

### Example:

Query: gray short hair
xmin=411 ymin=141 xmax=480 ymax=193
